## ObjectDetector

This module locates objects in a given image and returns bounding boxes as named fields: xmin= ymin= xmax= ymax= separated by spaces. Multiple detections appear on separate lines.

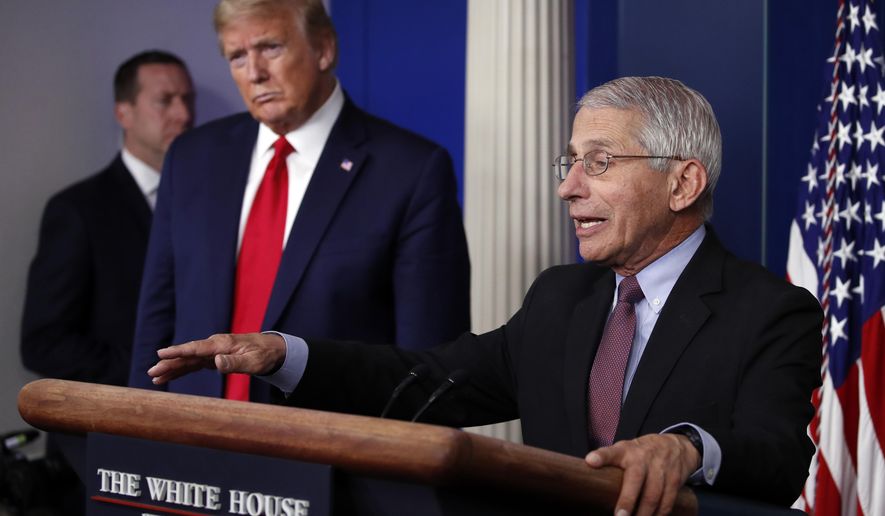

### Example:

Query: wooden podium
xmin=18 ymin=379 xmax=698 ymax=515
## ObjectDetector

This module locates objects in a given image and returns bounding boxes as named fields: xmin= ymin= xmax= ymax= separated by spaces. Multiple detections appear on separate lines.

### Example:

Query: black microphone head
xmin=2 ymin=429 xmax=39 ymax=452
xmin=411 ymin=369 xmax=470 ymax=423
xmin=380 ymin=363 xmax=431 ymax=418
xmin=447 ymin=369 xmax=470 ymax=384
xmin=409 ymin=364 xmax=430 ymax=378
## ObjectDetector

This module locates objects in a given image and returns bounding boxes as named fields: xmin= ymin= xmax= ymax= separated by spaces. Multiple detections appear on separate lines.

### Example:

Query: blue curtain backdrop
xmin=331 ymin=0 xmax=468 ymax=205
xmin=331 ymin=0 xmax=876 ymax=275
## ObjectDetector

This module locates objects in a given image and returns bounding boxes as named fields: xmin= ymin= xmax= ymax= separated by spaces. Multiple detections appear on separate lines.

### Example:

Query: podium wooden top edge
xmin=19 ymin=378 xmax=698 ymax=515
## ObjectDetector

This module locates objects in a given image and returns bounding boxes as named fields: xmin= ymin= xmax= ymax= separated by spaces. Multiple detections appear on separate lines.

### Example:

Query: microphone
xmin=1 ymin=429 xmax=39 ymax=454
xmin=379 ymin=364 xmax=430 ymax=418
xmin=410 ymin=369 xmax=469 ymax=423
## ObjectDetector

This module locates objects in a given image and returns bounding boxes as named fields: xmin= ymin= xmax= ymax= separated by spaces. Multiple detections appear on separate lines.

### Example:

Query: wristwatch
xmin=674 ymin=426 xmax=704 ymax=458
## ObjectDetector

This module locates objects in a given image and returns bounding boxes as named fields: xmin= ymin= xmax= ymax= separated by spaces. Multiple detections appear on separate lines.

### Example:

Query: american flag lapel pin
xmin=340 ymin=158 xmax=353 ymax=172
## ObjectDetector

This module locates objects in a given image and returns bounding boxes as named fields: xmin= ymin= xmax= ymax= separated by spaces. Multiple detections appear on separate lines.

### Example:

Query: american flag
xmin=786 ymin=0 xmax=885 ymax=514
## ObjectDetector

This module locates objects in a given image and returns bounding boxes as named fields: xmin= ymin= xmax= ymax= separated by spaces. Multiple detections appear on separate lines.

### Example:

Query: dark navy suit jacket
xmin=128 ymin=100 xmax=470 ymax=397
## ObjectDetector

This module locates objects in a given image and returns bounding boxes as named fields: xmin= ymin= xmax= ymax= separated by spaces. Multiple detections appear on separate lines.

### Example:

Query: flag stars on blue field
xmin=849 ymin=3 xmax=862 ymax=31
xmin=864 ymin=121 xmax=885 ymax=149
xmin=839 ymin=83 xmax=858 ymax=108
xmin=838 ymin=44 xmax=857 ymax=68
xmin=803 ymin=202 xmax=817 ymax=230
xmin=838 ymin=200 xmax=862 ymax=229
xmin=858 ymin=46 xmax=875 ymax=73
xmin=802 ymin=164 xmax=818 ymax=193
xmin=816 ymin=203 xmax=830 ymax=229
xmin=866 ymin=238 xmax=885 ymax=267
xmin=862 ymin=4 xmax=879 ymax=33
xmin=832 ymin=276 xmax=854 ymax=309
xmin=835 ymin=44 xmax=875 ymax=72
xmin=833 ymin=238 xmax=858 ymax=269
xmin=854 ymin=122 xmax=866 ymax=145
xmin=858 ymin=85 xmax=871 ymax=107
xmin=863 ymin=160 xmax=879 ymax=187
xmin=834 ymin=163 xmax=848 ymax=188
xmin=852 ymin=275 xmax=865 ymax=303
xmin=872 ymin=84 xmax=885 ymax=112
xmin=830 ymin=315 xmax=848 ymax=345
xmin=847 ymin=162 xmax=864 ymax=188
xmin=796 ymin=0 xmax=885 ymax=356
xmin=875 ymin=201 xmax=885 ymax=229
xmin=836 ymin=121 xmax=853 ymax=149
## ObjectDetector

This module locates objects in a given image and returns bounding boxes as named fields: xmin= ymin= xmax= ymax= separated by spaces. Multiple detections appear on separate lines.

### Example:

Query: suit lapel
xmin=615 ymin=231 xmax=724 ymax=440
xmin=208 ymin=116 xmax=259 ymax=330
xmin=563 ymin=269 xmax=615 ymax=454
xmin=263 ymin=101 xmax=368 ymax=329
xmin=108 ymin=155 xmax=151 ymax=235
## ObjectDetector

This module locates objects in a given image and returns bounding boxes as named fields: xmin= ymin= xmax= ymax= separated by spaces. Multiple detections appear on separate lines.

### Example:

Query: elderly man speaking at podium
xmin=146 ymin=76 xmax=822 ymax=516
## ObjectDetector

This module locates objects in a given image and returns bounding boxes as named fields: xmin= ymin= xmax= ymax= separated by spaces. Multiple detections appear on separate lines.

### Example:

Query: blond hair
xmin=214 ymin=0 xmax=338 ymax=68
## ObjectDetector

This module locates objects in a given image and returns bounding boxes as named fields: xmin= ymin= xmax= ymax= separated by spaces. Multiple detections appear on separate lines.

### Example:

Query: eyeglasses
xmin=552 ymin=150 xmax=684 ymax=181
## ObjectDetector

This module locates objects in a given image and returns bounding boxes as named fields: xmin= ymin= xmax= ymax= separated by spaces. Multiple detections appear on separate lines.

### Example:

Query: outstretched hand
xmin=147 ymin=333 xmax=287 ymax=385
xmin=585 ymin=433 xmax=700 ymax=516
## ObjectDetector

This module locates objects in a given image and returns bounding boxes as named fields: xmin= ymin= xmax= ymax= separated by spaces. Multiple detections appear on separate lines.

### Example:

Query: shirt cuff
xmin=258 ymin=331 xmax=308 ymax=395
xmin=661 ymin=422 xmax=721 ymax=486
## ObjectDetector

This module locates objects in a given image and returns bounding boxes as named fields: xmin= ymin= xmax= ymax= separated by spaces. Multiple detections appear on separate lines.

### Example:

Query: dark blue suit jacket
xmin=129 ymin=100 xmax=470 ymax=397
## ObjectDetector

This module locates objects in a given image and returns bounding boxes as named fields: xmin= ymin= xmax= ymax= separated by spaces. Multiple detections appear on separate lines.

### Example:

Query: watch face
xmin=677 ymin=427 xmax=703 ymax=453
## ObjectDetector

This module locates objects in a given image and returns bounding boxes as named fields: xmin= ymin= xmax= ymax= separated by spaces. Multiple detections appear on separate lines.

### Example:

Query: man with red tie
xmin=128 ymin=0 xmax=470 ymax=401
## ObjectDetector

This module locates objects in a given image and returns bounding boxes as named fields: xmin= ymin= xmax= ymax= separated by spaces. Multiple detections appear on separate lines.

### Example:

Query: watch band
xmin=675 ymin=426 xmax=704 ymax=456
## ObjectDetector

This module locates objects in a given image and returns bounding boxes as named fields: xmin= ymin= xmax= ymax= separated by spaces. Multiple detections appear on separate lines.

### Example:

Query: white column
xmin=463 ymin=0 xmax=575 ymax=443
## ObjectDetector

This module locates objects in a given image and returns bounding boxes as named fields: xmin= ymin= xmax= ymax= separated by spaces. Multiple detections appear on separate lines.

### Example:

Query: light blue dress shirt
xmin=614 ymin=226 xmax=720 ymax=485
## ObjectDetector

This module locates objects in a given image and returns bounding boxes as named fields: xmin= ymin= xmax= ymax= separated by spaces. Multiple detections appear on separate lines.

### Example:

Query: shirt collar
xmin=615 ymin=225 xmax=706 ymax=314
xmin=255 ymin=80 xmax=345 ymax=166
xmin=120 ymin=147 xmax=161 ymax=198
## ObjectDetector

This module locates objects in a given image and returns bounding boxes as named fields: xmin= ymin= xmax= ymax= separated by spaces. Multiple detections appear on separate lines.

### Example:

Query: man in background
xmin=128 ymin=0 xmax=470 ymax=401
xmin=20 ymin=50 xmax=194 ymax=516
xmin=22 ymin=49 xmax=194 ymax=386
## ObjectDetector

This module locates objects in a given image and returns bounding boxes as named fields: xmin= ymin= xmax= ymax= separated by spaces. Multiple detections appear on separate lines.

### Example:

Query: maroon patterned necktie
xmin=587 ymin=275 xmax=644 ymax=448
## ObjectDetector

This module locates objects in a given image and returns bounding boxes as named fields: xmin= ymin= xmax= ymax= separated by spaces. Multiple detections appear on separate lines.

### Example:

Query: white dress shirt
xmin=121 ymin=147 xmax=161 ymax=209
xmin=237 ymin=82 xmax=345 ymax=252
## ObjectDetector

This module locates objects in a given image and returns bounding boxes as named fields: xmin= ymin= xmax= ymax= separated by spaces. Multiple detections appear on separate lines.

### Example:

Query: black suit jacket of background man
xmin=22 ymin=155 xmax=151 ymax=385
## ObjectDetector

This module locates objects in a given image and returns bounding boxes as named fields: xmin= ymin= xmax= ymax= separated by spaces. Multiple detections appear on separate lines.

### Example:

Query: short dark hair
xmin=113 ymin=50 xmax=189 ymax=103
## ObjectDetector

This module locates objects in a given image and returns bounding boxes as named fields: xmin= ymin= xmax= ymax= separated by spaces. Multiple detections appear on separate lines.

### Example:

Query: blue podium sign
xmin=86 ymin=433 xmax=331 ymax=516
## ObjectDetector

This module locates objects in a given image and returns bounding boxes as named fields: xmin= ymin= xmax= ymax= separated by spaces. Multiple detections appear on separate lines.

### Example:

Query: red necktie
xmin=226 ymin=136 xmax=294 ymax=401
xmin=587 ymin=275 xmax=644 ymax=447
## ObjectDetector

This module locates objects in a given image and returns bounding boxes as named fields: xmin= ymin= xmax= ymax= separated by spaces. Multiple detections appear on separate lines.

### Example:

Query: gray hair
xmin=213 ymin=0 xmax=338 ymax=68
xmin=578 ymin=76 xmax=721 ymax=219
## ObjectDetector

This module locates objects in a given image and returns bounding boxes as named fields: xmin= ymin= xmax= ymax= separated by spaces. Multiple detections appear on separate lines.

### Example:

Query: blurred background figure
xmin=18 ymin=50 xmax=195 ymax=516
xmin=21 ymin=50 xmax=194 ymax=386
